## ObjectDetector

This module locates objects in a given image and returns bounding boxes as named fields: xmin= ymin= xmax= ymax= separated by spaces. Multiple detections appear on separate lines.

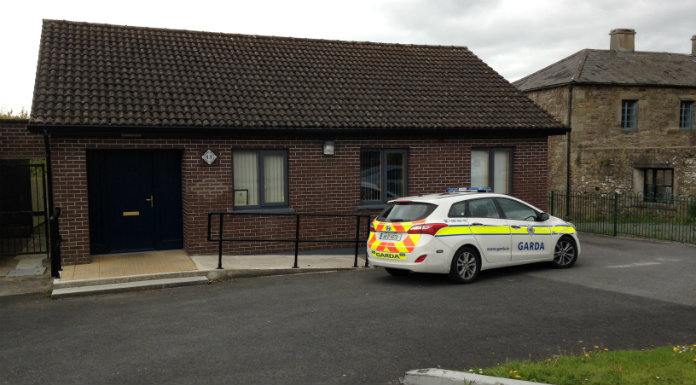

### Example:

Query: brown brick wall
xmin=47 ymin=134 xmax=549 ymax=265
xmin=0 ymin=120 xmax=45 ymax=159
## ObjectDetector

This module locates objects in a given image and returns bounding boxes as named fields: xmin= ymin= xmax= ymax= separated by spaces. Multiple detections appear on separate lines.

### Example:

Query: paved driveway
xmin=0 ymin=233 xmax=694 ymax=385
xmin=528 ymin=232 xmax=696 ymax=306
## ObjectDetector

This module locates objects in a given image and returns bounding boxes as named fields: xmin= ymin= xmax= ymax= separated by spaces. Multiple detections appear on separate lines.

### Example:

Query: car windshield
xmin=377 ymin=202 xmax=436 ymax=222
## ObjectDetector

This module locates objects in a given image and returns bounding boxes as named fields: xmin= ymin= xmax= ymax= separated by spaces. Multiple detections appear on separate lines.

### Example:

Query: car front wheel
xmin=449 ymin=246 xmax=481 ymax=284
xmin=552 ymin=236 xmax=578 ymax=268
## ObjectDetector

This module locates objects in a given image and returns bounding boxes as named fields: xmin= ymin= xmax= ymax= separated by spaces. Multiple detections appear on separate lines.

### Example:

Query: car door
xmin=466 ymin=198 xmax=511 ymax=263
xmin=495 ymin=198 xmax=551 ymax=261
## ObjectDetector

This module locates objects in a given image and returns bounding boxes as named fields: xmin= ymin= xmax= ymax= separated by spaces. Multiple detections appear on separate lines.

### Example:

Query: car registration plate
xmin=379 ymin=232 xmax=402 ymax=241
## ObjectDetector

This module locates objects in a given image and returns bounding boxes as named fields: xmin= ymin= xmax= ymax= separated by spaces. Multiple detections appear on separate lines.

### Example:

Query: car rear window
xmin=377 ymin=202 xmax=437 ymax=222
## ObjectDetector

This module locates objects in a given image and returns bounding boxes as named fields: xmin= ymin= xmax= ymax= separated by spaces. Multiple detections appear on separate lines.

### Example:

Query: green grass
xmin=475 ymin=345 xmax=696 ymax=385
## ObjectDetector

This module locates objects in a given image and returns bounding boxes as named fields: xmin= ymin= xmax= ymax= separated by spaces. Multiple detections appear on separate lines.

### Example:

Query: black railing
xmin=549 ymin=191 xmax=696 ymax=244
xmin=207 ymin=212 xmax=372 ymax=269
xmin=0 ymin=162 xmax=49 ymax=257
xmin=49 ymin=207 xmax=62 ymax=278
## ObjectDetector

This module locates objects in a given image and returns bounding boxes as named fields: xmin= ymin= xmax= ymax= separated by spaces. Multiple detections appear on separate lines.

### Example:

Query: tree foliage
xmin=0 ymin=108 xmax=29 ymax=119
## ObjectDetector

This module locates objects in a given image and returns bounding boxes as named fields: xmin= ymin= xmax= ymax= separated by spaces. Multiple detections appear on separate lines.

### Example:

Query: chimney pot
xmin=610 ymin=28 xmax=636 ymax=53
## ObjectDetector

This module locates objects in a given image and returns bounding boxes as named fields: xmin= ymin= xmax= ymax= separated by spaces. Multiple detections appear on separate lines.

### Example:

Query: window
xmin=496 ymin=198 xmax=538 ymax=221
xmin=471 ymin=148 xmax=512 ymax=194
xmin=466 ymin=198 xmax=500 ymax=219
xmin=644 ymin=168 xmax=673 ymax=202
xmin=360 ymin=149 xmax=407 ymax=203
xmin=680 ymin=101 xmax=694 ymax=130
xmin=621 ymin=100 xmax=637 ymax=130
xmin=377 ymin=202 xmax=436 ymax=222
xmin=232 ymin=150 xmax=288 ymax=208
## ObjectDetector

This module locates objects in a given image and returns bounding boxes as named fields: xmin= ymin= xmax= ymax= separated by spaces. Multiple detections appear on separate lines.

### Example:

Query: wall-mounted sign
xmin=202 ymin=149 xmax=218 ymax=165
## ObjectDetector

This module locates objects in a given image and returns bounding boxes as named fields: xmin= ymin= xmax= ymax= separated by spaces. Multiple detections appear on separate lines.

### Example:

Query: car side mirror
xmin=537 ymin=212 xmax=550 ymax=222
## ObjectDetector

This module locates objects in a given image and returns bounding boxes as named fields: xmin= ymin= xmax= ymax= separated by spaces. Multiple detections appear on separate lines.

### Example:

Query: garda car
xmin=368 ymin=188 xmax=580 ymax=283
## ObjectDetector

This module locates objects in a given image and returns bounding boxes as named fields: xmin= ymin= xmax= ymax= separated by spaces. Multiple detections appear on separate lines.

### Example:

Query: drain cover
xmin=7 ymin=267 xmax=46 ymax=277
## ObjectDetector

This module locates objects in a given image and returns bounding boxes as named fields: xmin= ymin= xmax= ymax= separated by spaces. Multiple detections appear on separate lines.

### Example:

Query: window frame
xmin=621 ymin=100 xmax=637 ymax=130
xmin=643 ymin=168 xmax=674 ymax=202
xmin=232 ymin=149 xmax=289 ymax=209
xmin=679 ymin=100 xmax=694 ymax=130
xmin=471 ymin=147 xmax=513 ymax=194
xmin=360 ymin=148 xmax=408 ymax=204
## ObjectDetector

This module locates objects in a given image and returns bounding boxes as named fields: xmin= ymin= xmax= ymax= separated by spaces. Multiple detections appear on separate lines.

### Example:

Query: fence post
xmin=49 ymin=207 xmax=62 ymax=278
xmin=353 ymin=216 xmax=360 ymax=268
xmin=293 ymin=214 xmax=300 ymax=268
xmin=613 ymin=192 xmax=619 ymax=237
xmin=550 ymin=191 xmax=555 ymax=216
xmin=217 ymin=214 xmax=224 ymax=269
xmin=365 ymin=216 xmax=371 ymax=267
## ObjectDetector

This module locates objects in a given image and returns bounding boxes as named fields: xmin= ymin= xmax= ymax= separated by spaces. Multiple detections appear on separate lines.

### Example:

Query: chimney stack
xmin=692 ymin=35 xmax=696 ymax=56
xmin=610 ymin=28 xmax=636 ymax=52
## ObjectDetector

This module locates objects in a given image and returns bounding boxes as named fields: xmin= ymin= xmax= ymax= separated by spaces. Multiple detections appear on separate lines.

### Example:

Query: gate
xmin=0 ymin=161 xmax=50 ymax=256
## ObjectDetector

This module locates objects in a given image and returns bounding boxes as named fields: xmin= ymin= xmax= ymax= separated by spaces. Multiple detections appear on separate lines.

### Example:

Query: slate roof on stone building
xmin=30 ymin=19 xmax=564 ymax=132
xmin=515 ymin=49 xmax=696 ymax=92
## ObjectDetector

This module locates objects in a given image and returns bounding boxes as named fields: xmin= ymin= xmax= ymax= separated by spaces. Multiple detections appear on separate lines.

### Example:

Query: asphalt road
xmin=1 ymin=233 xmax=695 ymax=385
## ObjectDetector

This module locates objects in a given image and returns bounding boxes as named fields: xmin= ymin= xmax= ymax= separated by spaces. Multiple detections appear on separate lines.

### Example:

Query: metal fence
xmin=207 ymin=211 xmax=372 ymax=269
xmin=549 ymin=191 xmax=696 ymax=244
xmin=0 ymin=161 xmax=49 ymax=256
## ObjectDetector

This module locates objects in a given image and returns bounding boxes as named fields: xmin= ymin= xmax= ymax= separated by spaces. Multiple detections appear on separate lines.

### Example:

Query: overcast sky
xmin=2 ymin=0 xmax=695 ymax=114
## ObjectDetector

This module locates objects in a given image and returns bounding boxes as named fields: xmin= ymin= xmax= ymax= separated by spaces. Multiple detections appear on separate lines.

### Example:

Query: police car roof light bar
xmin=445 ymin=187 xmax=492 ymax=193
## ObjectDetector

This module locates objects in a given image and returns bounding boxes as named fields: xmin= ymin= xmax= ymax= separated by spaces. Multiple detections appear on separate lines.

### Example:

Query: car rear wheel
xmin=449 ymin=246 xmax=480 ymax=284
xmin=552 ymin=236 xmax=578 ymax=268
xmin=385 ymin=267 xmax=410 ymax=276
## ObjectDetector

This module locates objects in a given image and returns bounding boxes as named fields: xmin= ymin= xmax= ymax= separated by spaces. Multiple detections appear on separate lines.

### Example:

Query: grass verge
xmin=474 ymin=344 xmax=696 ymax=385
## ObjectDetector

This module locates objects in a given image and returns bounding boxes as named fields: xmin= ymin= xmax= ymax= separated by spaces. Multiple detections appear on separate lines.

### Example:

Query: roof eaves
xmin=27 ymin=122 xmax=568 ymax=136
xmin=521 ymin=81 xmax=696 ymax=92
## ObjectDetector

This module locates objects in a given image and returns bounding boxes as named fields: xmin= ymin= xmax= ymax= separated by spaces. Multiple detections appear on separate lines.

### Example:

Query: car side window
xmin=448 ymin=201 xmax=468 ymax=217
xmin=467 ymin=198 xmax=500 ymax=219
xmin=496 ymin=198 xmax=538 ymax=221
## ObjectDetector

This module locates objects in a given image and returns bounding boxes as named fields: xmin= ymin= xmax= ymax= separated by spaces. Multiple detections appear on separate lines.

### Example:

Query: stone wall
xmin=525 ymin=85 xmax=696 ymax=196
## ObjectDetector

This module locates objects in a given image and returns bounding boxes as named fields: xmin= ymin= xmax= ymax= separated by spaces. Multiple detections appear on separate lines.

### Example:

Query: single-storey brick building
xmin=24 ymin=20 xmax=566 ymax=266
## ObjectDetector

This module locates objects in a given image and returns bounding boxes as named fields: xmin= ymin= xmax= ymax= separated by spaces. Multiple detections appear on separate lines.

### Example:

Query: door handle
xmin=511 ymin=225 xmax=521 ymax=229
xmin=471 ymin=223 xmax=484 ymax=226
xmin=145 ymin=195 xmax=154 ymax=208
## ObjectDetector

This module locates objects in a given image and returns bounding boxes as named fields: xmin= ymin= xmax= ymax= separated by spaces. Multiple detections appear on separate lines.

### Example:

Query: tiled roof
xmin=31 ymin=20 xmax=564 ymax=131
xmin=515 ymin=49 xmax=696 ymax=91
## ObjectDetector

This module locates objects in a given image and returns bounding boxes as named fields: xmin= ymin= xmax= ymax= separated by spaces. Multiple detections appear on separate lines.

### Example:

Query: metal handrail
xmin=207 ymin=211 xmax=372 ymax=269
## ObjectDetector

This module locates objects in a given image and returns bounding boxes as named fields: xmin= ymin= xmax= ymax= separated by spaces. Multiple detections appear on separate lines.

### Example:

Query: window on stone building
xmin=621 ymin=100 xmax=637 ymax=130
xmin=680 ymin=101 xmax=694 ymax=130
xmin=471 ymin=148 xmax=512 ymax=194
xmin=232 ymin=150 xmax=288 ymax=208
xmin=360 ymin=149 xmax=407 ymax=203
xmin=644 ymin=168 xmax=673 ymax=202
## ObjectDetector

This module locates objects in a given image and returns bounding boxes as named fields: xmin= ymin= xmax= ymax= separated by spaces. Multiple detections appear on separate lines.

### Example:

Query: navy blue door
xmin=88 ymin=150 xmax=183 ymax=254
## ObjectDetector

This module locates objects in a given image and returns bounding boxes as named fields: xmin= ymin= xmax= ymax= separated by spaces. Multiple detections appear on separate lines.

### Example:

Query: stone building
xmin=515 ymin=29 xmax=696 ymax=200
xmin=21 ymin=20 xmax=565 ymax=266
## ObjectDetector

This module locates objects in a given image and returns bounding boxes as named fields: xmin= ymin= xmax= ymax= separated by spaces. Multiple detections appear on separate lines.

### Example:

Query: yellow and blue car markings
xmin=434 ymin=224 xmax=575 ymax=237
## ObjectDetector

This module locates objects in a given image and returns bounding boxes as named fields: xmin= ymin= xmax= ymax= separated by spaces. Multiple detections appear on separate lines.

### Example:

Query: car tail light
xmin=407 ymin=223 xmax=447 ymax=236
xmin=414 ymin=254 xmax=427 ymax=263
xmin=369 ymin=222 xmax=375 ymax=232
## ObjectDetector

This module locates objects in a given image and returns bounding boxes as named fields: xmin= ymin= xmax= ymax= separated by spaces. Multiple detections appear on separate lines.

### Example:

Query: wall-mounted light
xmin=323 ymin=140 xmax=335 ymax=156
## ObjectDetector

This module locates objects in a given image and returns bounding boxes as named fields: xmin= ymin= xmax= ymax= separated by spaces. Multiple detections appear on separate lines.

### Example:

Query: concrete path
xmin=0 ymin=253 xmax=51 ymax=296
xmin=50 ymin=248 xmax=369 ymax=298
